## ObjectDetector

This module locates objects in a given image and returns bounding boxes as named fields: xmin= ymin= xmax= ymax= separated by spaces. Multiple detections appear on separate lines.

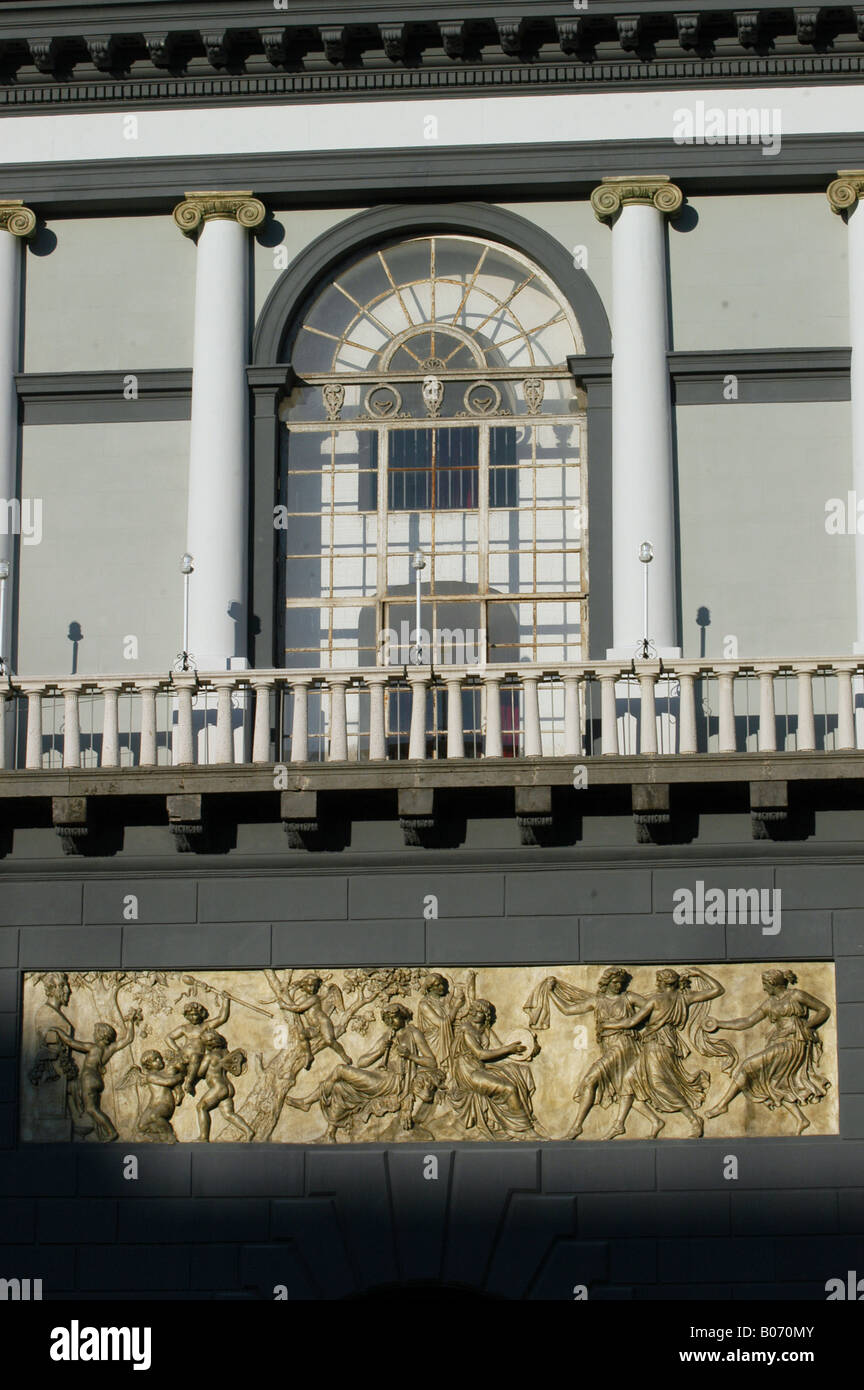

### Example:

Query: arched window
xmin=279 ymin=234 xmax=586 ymax=694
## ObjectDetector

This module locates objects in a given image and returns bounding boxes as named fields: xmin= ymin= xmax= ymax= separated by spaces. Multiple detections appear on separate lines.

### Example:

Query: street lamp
xmin=0 ymin=559 xmax=9 ymax=676
xmin=411 ymin=549 xmax=427 ymax=665
xmin=637 ymin=541 xmax=654 ymax=660
xmin=174 ymin=553 xmax=196 ymax=672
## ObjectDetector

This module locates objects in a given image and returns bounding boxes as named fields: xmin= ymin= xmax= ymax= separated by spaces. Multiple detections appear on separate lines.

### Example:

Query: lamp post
xmin=0 ymin=558 xmax=8 ymax=676
xmin=638 ymin=541 xmax=654 ymax=660
xmin=411 ymin=549 xmax=427 ymax=665
xmin=175 ymin=553 xmax=196 ymax=672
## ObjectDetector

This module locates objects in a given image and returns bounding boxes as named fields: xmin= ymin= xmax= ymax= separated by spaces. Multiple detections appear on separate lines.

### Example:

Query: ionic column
xmin=828 ymin=173 xmax=864 ymax=650
xmin=591 ymin=177 xmax=683 ymax=659
xmin=0 ymin=202 xmax=36 ymax=673
xmin=173 ymin=192 xmax=265 ymax=671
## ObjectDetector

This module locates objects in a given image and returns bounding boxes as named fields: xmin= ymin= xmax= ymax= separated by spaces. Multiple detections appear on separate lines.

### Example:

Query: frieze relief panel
xmin=20 ymin=963 xmax=838 ymax=1145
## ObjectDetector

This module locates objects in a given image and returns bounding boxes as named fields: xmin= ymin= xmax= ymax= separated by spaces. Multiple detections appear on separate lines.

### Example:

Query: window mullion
xmin=377 ymin=423 xmax=388 ymax=666
xmin=478 ymin=424 xmax=490 ymax=658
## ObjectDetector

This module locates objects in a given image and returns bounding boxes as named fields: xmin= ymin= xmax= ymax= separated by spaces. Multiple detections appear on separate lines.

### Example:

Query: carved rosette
xmin=173 ymin=191 xmax=266 ymax=238
xmin=827 ymin=171 xmax=864 ymax=214
xmin=591 ymin=177 xmax=684 ymax=223
xmin=0 ymin=201 xmax=37 ymax=239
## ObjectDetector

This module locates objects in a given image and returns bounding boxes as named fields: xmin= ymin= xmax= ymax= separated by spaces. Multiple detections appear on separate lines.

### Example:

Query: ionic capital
xmin=173 ymin=190 xmax=266 ymax=238
xmin=0 ymin=201 xmax=37 ymax=239
xmin=827 ymin=170 xmax=864 ymax=214
xmin=590 ymin=175 xmax=684 ymax=223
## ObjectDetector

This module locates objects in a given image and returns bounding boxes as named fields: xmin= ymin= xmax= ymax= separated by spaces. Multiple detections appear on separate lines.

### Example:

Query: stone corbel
xmin=440 ymin=22 xmax=466 ymax=57
xmin=320 ymin=27 xmax=347 ymax=63
xmin=794 ymin=7 xmax=821 ymax=43
xmin=260 ymin=27 xmax=289 ymax=66
xmin=750 ymin=781 xmax=788 ymax=840
xmin=674 ymin=13 xmax=702 ymax=49
xmin=632 ymin=784 xmax=670 ymax=844
xmin=379 ymin=24 xmax=408 ymax=61
xmin=555 ymin=18 xmax=584 ymax=54
xmin=515 ymin=785 xmax=554 ymax=847
xmin=281 ymin=789 xmax=320 ymax=849
xmin=144 ymin=33 xmax=178 ymax=69
xmin=615 ymin=16 xmax=642 ymax=51
xmin=495 ymin=19 xmax=526 ymax=56
xmin=28 ymin=37 xmax=64 ymax=74
xmin=734 ymin=11 xmax=761 ymax=47
xmin=86 ymin=35 xmax=119 ymax=71
xmin=202 ymin=31 xmax=232 ymax=69
xmin=167 ymin=793 xmax=208 ymax=853
xmin=53 ymin=796 xmax=88 ymax=857
xmin=854 ymin=7 xmax=864 ymax=41
xmin=398 ymin=788 xmax=437 ymax=847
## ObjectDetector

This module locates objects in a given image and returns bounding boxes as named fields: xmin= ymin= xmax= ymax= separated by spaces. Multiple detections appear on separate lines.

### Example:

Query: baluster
xmin=251 ymin=679 xmax=273 ymax=764
xmin=638 ymin=668 xmax=657 ymax=755
xmin=483 ymin=675 xmax=503 ymax=758
xmin=60 ymin=682 xmax=81 ymax=769
xmin=408 ymin=672 xmax=428 ymax=760
xmin=289 ymin=678 xmax=310 ymax=763
xmin=328 ymin=676 xmax=349 ymax=761
xmin=24 ymin=685 xmax=44 ymax=769
xmin=795 ymin=664 xmax=816 ymax=752
xmin=717 ymin=670 xmax=736 ymax=753
xmin=138 ymin=680 xmax=159 ymax=766
xmin=755 ymin=665 xmax=777 ymax=752
xmin=676 ymin=667 xmax=698 ymax=754
xmin=599 ymin=672 xmax=618 ymax=756
xmin=563 ymin=674 xmax=581 ymax=757
xmin=100 ymin=681 xmax=121 ymax=768
xmin=213 ymin=679 xmax=235 ymax=765
xmin=173 ymin=676 xmax=195 ymax=766
xmin=522 ymin=674 xmax=542 ymax=757
xmin=446 ymin=677 xmax=465 ymax=759
xmin=836 ymin=662 xmax=856 ymax=750
xmin=366 ymin=674 xmax=388 ymax=761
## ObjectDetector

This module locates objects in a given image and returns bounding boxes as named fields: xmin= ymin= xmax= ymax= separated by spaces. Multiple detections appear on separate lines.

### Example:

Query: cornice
xmin=2 ymin=5 xmax=864 ymax=105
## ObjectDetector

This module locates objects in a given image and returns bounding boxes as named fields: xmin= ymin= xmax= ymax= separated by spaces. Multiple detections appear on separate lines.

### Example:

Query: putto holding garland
xmin=19 ymin=963 xmax=837 ymax=1144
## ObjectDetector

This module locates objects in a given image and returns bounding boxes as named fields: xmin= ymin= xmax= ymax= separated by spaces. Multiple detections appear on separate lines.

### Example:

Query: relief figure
xmin=450 ymin=998 xmax=541 ymax=1139
xmin=703 ymin=969 xmax=832 ymax=1134
xmin=603 ymin=969 xmax=724 ymax=1139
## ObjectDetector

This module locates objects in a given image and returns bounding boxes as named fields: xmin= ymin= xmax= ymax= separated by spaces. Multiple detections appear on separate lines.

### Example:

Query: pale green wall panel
xmin=18 ymin=421 xmax=189 ymax=675
xmin=24 ymin=216 xmax=196 ymax=372
xmin=253 ymin=207 xmax=367 ymax=320
xmin=497 ymin=201 xmax=612 ymax=332
xmin=676 ymin=401 xmax=853 ymax=658
xmin=669 ymin=194 xmax=849 ymax=351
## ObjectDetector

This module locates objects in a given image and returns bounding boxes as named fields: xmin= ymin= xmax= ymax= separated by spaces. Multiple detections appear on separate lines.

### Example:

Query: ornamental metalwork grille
xmin=277 ymin=234 xmax=587 ymax=756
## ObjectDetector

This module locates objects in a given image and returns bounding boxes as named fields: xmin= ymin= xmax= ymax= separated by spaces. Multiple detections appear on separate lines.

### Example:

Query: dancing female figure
xmin=603 ymin=969 xmax=724 ymax=1139
xmin=703 ymin=969 xmax=831 ymax=1134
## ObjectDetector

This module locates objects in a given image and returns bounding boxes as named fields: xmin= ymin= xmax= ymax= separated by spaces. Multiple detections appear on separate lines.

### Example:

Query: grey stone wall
xmin=1 ymin=835 xmax=861 ymax=1300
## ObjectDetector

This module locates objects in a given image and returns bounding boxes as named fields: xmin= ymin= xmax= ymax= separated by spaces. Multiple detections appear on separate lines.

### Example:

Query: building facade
xmin=0 ymin=0 xmax=863 ymax=1300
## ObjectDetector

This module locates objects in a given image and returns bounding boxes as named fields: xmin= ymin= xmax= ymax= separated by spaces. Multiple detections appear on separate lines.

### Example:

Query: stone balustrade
xmin=0 ymin=658 xmax=861 ymax=770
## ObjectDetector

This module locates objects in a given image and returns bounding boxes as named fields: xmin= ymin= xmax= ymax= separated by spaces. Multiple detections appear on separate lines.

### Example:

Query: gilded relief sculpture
xmin=20 ymin=963 xmax=837 ymax=1144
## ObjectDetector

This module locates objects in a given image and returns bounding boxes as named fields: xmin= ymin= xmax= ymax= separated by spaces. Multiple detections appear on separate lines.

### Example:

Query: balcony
xmin=0 ymin=657 xmax=861 ymax=851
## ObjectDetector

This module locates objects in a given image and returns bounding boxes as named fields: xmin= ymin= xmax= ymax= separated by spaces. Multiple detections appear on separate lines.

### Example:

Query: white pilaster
xmin=0 ymin=202 xmax=36 ymax=674
xmin=591 ymin=177 xmax=682 ymax=659
xmin=828 ymin=173 xmax=864 ymax=653
xmin=174 ymin=192 xmax=265 ymax=672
